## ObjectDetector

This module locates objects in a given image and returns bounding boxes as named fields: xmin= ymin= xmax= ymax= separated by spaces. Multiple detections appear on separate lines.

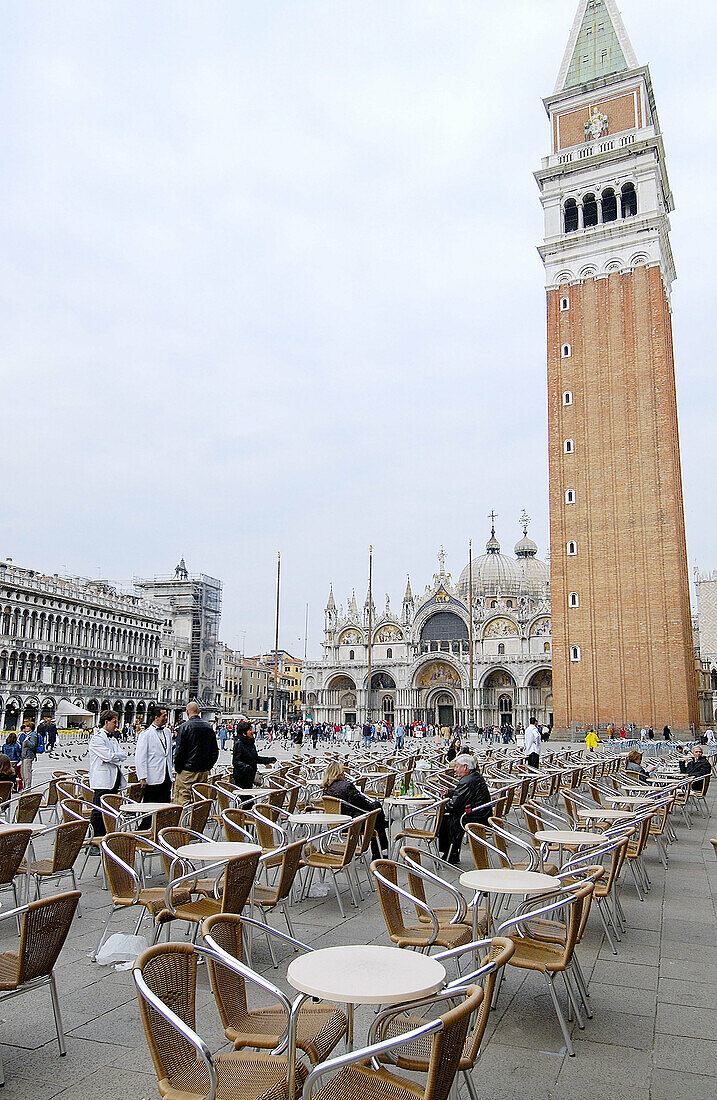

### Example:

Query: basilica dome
xmin=457 ymin=528 xmax=522 ymax=598
xmin=457 ymin=522 xmax=549 ymax=599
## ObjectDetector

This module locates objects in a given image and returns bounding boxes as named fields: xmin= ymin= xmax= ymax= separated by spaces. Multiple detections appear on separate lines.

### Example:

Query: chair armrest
xmin=398 ymin=849 xmax=468 ymax=924
xmin=303 ymin=1018 xmax=442 ymax=1100
xmin=133 ymin=967 xmax=217 ymax=1100
xmin=496 ymin=893 xmax=576 ymax=939
xmin=100 ymin=838 xmax=142 ymax=903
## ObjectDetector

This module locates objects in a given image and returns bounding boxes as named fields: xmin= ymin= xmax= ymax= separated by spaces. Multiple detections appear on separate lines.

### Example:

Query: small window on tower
xmin=564 ymin=439 xmax=574 ymax=454
xmin=349 ymin=650 xmax=354 ymax=661
xmin=569 ymin=592 xmax=580 ymax=608
xmin=498 ymin=643 xmax=505 ymax=655
xmin=570 ymin=645 xmax=582 ymax=662
xmin=387 ymin=648 xmax=392 ymax=659
xmin=565 ymin=489 xmax=576 ymax=504
xmin=560 ymin=296 xmax=570 ymax=311
xmin=621 ymin=183 xmax=638 ymax=218
xmin=583 ymin=193 xmax=598 ymax=227
xmin=562 ymin=344 xmax=572 ymax=358
xmin=601 ymin=49 xmax=608 ymax=63
xmin=567 ymin=540 xmax=577 ymax=556
xmin=564 ymin=199 xmax=578 ymax=234
xmin=563 ymin=391 xmax=573 ymax=406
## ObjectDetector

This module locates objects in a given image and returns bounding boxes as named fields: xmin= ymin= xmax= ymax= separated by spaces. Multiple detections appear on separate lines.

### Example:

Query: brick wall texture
xmin=547 ymin=265 xmax=698 ymax=732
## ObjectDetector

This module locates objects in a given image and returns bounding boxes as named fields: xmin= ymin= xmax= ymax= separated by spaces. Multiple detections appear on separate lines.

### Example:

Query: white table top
xmin=459 ymin=868 xmax=560 ymax=894
xmin=288 ymin=813 xmax=350 ymax=826
xmin=287 ymin=945 xmax=446 ymax=1005
xmin=120 ymin=802 xmax=178 ymax=815
xmin=384 ymin=797 xmax=432 ymax=806
xmin=577 ymin=807 xmax=634 ymax=821
xmin=0 ymin=822 xmax=45 ymax=834
xmin=609 ymin=796 xmax=655 ymax=805
xmin=175 ymin=841 xmax=262 ymax=860
xmin=534 ymin=829 xmax=607 ymax=845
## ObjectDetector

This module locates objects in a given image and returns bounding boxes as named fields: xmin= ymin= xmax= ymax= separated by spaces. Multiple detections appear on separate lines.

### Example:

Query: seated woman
xmin=321 ymin=760 xmax=388 ymax=857
xmin=0 ymin=752 xmax=16 ymax=790
xmin=625 ymin=749 xmax=651 ymax=784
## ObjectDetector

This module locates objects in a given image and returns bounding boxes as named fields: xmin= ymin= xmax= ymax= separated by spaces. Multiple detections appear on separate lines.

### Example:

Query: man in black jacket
xmin=172 ymin=702 xmax=219 ymax=806
xmin=232 ymin=721 xmax=276 ymax=789
xmin=679 ymin=745 xmax=712 ymax=793
xmin=438 ymin=754 xmax=492 ymax=864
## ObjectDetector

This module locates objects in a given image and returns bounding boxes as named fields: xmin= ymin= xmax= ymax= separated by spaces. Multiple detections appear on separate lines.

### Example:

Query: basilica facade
xmin=303 ymin=518 xmax=553 ymax=730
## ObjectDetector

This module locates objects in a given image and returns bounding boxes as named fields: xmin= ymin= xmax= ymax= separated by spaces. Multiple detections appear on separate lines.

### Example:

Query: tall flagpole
xmin=367 ymin=546 xmax=373 ymax=723
xmin=272 ymin=552 xmax=281 ymax=722
xmin=468 ymin=540 xmax=476 ymax=732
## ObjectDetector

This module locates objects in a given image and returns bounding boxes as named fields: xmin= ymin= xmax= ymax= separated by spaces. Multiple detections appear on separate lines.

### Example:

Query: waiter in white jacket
xmin=88 ymin=710 xmax=127 ymax=837
xmin=524 ymin=716 xmax=542 ymax=770
xmin=135 ymin=707 xmax=174 ymax=815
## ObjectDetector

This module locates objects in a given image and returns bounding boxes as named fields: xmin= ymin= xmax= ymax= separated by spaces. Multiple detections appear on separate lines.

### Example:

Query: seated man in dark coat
xmin=679 ymin=745 xmax=712 ymax=793
xmin=232 ymin=721 xmax=276 ymax=788
xmin=438 ymin=754 xmax=492 ymax=865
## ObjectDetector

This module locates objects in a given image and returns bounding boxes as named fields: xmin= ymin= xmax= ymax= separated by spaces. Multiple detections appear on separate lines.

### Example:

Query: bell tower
xmin=536 ymin=0 xmax=698 ymax=733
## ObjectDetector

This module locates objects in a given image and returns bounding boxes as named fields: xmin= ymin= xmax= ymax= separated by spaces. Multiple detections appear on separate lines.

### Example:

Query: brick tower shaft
xmin=537 ymin=1 xmax=698 ymax=734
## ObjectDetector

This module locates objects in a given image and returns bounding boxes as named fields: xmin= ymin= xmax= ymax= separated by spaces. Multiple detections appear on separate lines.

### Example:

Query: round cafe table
xmin=534 ymin=829 xmax=606 ymax=864
xmin=608 ymin=795 xmax=655 ymax=805
xmin=287 ymin=943 xmax=446 ymax=1054
xmin=577 ymin=807 xmax=634 ymax=822
xmin=459 ymin=868 xmax=560 ymax=936
xmin=119 ymin=802 xmax=177 ymax=815
xmin=288 ymin=813 xmax=349 ymax=827
xmin=175 ymin=841 xmax=262 ymax=861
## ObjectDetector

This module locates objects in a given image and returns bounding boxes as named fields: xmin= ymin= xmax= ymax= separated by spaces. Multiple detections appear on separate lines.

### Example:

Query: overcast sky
xmin=3 ymin=1 xmax=714 ymax=658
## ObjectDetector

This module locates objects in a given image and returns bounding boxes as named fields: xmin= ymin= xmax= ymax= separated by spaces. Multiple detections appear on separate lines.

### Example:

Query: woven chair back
xmin=185 ymin=798 xmax=213 ymax=833
xmin=223 ymin=808 xmax=251 ymax=842
xmin=202 ymin=913 xmax=249 ymax=1020
xmin=268 ymin=839 xmax=306 ymax=905
xmin=220 ymin=851 xmax=261 ymax=914
xmin=18 ymin=890 xmax=80 ymax=984
xmin=0 ymin=827 xmax=32 ymax=886
xmin=51 ymin=820 xmax=89 ymax=873
xmin=151 ymin=804 xmax=182 ymax=839
xmin=423 ymin=985 xmax=482 ymax=1100
xmin=16 ymin=792 xmax=42 ymax=823
xmin=136 ymin=943 xmax=209 ymax=1094
xmin=103 ymin=832 xmax=138 ymax=902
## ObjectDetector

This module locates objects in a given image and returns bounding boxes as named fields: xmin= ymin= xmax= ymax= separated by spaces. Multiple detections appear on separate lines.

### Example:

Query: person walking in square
xmin=172 ymin=702 xmax=219 ymax=806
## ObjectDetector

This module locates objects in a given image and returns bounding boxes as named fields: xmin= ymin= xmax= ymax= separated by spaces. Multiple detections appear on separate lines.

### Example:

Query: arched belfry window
xmin=349 ymin=650 xmax=355 ymax=661
xmin=498 ymin=643 xmax=505 ymax=655
xmin=621 ymin=183 xmax=637 ymax=218
xmin=564 ymin=199 xmax=578 ymax=233
xmin=602 ymin=188 xmax=618 ymax=222
xmin=583 ymin=193 xmax=598 ymax=227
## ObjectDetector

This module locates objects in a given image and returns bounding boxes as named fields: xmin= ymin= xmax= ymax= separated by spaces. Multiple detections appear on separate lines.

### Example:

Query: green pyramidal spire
xmin=556 ymin=0 xmax=638 ymax=92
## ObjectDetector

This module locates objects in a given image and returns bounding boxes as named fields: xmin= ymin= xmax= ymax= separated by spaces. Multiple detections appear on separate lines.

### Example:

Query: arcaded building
xmin=303 ymin=518 xmax=553 ymax=730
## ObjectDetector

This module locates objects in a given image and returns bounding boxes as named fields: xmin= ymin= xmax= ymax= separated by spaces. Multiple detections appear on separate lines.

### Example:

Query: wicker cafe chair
xmin=0 ymin=780 xmax=14 ymax=808
xmin=302 ymin=983 xmax=483 ymax=1100
xmin=0 ymin=827 xmax=33 ymax=925
xmin=134 ymin=941 xmax=307 ymax=1100
xmin=27 ymin=819 xmax=89 ymax=908
xmin=184 ymin=796 xmax=214 ymax=834
xmin=370 ymin=858 xmax=474 ymax=953
xmin=370 ymin=937 xmax=515 ymax=1100
xmin=202 ymin=913 xmax=348 ymax=1066
xmin=251 ymin=839 xmax=306 ymax=949
xmin=158 ymin=826 xmax=223 ymax=899
xmin=0 ymin=890 xmax=81 ymax=1087
xmin=301 ymin=817 xmax=365 ymax=918
xmin=390 ymin=799 xmax=447 ymax=858
xmin=14 ymin=791 xmax=43 ymax=824
xmin=93 ymin=833 xmax=188 ymax=960
xmin=162 ymin=849 xmax=261 ymax=936
xmin=398 ymin=846 xmax=486 ymax=932
xmin=496 ymin=889 xmax=585 ymax=1056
